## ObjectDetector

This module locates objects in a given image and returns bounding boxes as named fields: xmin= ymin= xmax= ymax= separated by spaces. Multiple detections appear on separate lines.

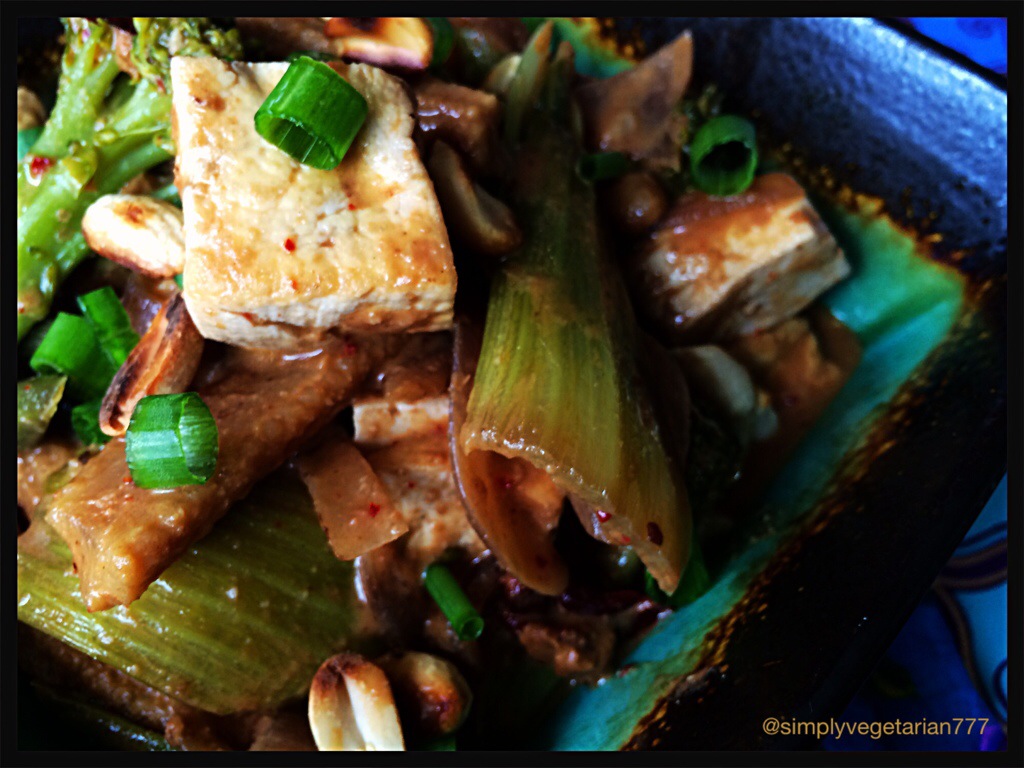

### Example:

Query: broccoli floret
xmin=17 ymin=17 xmax=241 ymax=341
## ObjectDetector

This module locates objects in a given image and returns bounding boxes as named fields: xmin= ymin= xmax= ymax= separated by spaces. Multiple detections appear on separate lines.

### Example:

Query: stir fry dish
xmin=16 ymin=17 xmax=863 ymax=751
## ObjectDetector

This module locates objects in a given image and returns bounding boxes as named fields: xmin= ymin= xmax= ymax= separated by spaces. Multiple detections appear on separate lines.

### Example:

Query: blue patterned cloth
xmin=824 ymin=18 xmax=1007 ymax=752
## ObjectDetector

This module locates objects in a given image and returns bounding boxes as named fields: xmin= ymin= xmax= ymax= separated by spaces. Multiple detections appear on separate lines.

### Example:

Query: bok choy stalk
xmin=18 ymin=472 xmax=362 ymax=715
xmin=461 ymin=37 xmax=692 ymax=594
xmin=17 ymin=18 xmax=242 ymax=341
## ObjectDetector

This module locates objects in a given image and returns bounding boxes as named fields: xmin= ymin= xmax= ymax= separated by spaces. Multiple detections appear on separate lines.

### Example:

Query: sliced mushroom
xmin=99 ymin=293 xmax=204 ymax=436
xmin=323 ymin=18 xmax=433 ymax=69
xmin=17 ymin=86 xmax=47 ymax=131
xmin=450 ymin=317 xmax=568 ymax=596
xmin=575 ymin=31 xmax=693 ymax=171
xmin=121 ymin=273 xmax=178 ymax=336
xmin=428 ymin=141 xmax=522 ymax=257
xmin=375 ymin=652 xmax=472 ymax=739
xmin=308 ymin=653 xmax=405 ymax=751
xmin=295 ymin=434 xmax=409 ymax=561
xmin=414 ymin=77 xmax=501 ymax=173
xmin=81 ymin=194 xmax=185 ymax=279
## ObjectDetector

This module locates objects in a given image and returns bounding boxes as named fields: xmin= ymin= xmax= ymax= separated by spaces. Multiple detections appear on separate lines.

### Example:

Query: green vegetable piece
xmin=423 ymin=564 xmax=484 ymax=641
xmin=125 ymin=393 xmax=219 ymax=489
xmin=71 ymin=399 xmax=111 ymax=446
xmin=465 ymin=48 xmax=692 ymax=595
xmin=644 ymin=539 xmax=712 ymax=609
xmin=29 ymin=312 xmax=117 ymax=401
xmin=254 ymin=57 xmax=368 ymax=170
xmin=577 ymin=151 xmax=630 ymax=181
xmin=77 ymin=286 xmax=140 ymax=367
xmin=17 ymin=472 xmax=362 ymax=714
xmin=427 ymin=18 xmax=455 ymax=68
xmin=688 ymin=114 xmax=758 ymax=196
xmin=17 ymin=375 xmax=67 ymax=451
xmin=17 ymin=18 xmax=241 ymax=341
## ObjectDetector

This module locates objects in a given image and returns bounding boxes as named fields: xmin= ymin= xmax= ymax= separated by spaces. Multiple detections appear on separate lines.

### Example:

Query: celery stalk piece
xmin=17 ymin=375 xmax=67 ymax=451
xmin=462 ymin=52 xmax=692 ymax=593
xmin=18 ymin=472 xmax=362 ymax=715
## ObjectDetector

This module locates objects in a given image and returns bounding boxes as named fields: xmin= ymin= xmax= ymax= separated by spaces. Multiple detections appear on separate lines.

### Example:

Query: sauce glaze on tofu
xmin=171 ymin=58 xmax=455 ymax=349
xmin=634 ymin=172 xmax=850 ymax=341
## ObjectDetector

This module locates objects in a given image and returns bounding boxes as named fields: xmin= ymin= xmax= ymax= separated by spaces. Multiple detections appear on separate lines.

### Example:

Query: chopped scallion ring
xmin=285 ymin=50 xmax=338 ymax=63
xmin=29 ymin=313 xmax=117 ymax=401
xmin=77 ymin=286 xmax=140 ymax=367
xmin=71 ymin=399 xmax=111 ymax=446
xmin=577 ymin=151 xmax=630 ymax=181
xmin=427 ymin=18 xmax=454 ymax=68
xmin=254 ymin=57 xmax=368 ymax=170
xmin=126 ymin=393 xmax=219 ymax=489
xmin=689 ymin=114 xmax=758 ymax=196
xmin=423 ymin=563 xmax=484 ymax=641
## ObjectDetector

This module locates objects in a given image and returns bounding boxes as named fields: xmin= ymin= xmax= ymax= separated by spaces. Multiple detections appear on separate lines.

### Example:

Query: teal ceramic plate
xmin=14 ymin=17 xmax=1007 ymax=754
xmin=530 ymin=18 xmax=1007 ymax=750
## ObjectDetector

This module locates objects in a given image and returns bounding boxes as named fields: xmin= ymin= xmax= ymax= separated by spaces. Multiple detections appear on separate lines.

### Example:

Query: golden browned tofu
xmin=634 ymin=173 xmax=850 ymax=341
xmin=171 ymin=58 xmax=455 ymax=349
xmin=46 ymin=339 xmax=379 ymax=611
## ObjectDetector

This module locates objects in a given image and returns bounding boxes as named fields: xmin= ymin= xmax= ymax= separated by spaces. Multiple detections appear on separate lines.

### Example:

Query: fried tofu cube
xmin=633 ymin=173 xmax=849 ymax=341
xmin=353 ymin=393 xmax=483 ymax=569
xmin=171 ymin=57 xmax=455 ymax=349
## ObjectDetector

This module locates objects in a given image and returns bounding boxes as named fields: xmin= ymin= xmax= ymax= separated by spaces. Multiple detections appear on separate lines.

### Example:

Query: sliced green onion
xmin=689 ymin=114 xmax=758 ymax=196
xmin=77 ymin=286 xmax=140 ymax=367
xmin=421 ymin=735 xmax=457 ymax=751
xmin=151 ymin=182 xmax=181 ymax=207
xmin=427 ymin=18 xmax=455 ymax=68
xmin=29 ymin=313 xmax=117 ymax=401
xmin=17 ymin=375 xmax=67 ymax=451
xmin=644 ymin=540 xmax=711 ymax=609
xmin=71 ymin=399 xmax=110 ymax=446
xmin=285 ymin=50 xmax=338 ymax=63
xmin=18 ymin=126 xmax=43 ymax=162
xmin=254 ymin=57 xmax=368 ymax=170
xmin=125 ymin=393 xmax=218 ymax=489
xmin=173 ymin=273 xmax=184 ymax=289
xmin=423 ymin=564 xmax=484 ymax=641
xmin=577 ymin=151 xmax=629 ymax=182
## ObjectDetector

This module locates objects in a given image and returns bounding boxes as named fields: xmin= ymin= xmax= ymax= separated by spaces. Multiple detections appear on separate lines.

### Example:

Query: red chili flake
xmin=595 ymin=509 xmax=611 ymax=523
xmin=283 ymin=237 xmax=297 ymax=252
xmin=647 ymin=522 xmax=663 ymax=546
xmin=289 ymin=278 xmax=299 ymax=290
xmin=616 ymin=663 xmax=637 ymax=678
xmin=29 ymin=155 xmax=55 ymax=178
xmin=621 ymin=535 xmax=632 ymax=545
xmin=367 ymin=502 xmax=381 ymax=518
xmin=122 ymin=476 xmax=132 ymax=484
xmin=155 ymin=77 xmax=166 ymax=94
xmin=343 ymin=340 xmax=359 ymax=356
xmin=348 ymin=202 xmax=357 ymax=211
xmin=23 ymin=385 xmax=31 ymax=391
